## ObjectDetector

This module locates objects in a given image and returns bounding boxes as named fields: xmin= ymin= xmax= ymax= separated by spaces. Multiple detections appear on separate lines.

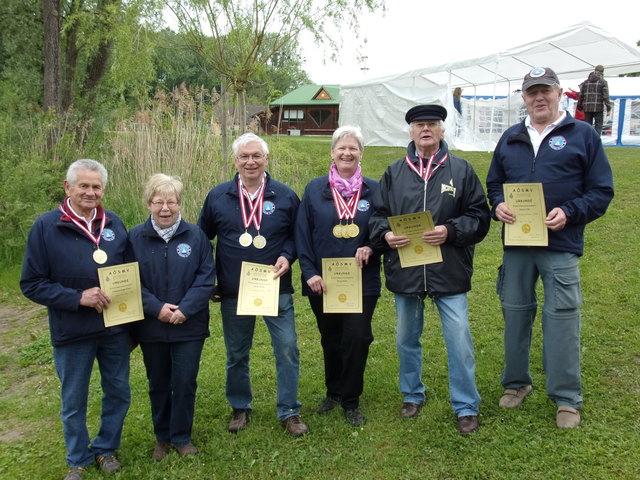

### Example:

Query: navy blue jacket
xmin=198 ymin=173 xmax=300 ymax=298
xmin=486 ymin=113 xmax=614 ymax=256
xmin=128 ymin=218 xmax=215 ymax=343
xmin=295 ymin=175 xmax=381 ymax=297
xmin=21 ymin=208 xmax=128 ymax=346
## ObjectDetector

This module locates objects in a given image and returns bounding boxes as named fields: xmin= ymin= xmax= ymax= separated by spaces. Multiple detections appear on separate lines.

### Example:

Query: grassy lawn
xmin=0 ymin=141 xmax=638 ymax=479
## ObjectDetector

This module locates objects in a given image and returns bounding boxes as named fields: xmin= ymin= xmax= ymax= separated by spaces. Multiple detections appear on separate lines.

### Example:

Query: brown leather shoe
xmin=152 ymin=442 xmax=170 ymax=461
xmin=457 ymin=415 xmax=479 ymax=435
xmin=281 ymin=414 xmax=309 ymax=436
xmin=228 ymin=408 xmax=250 ymax=433
xmin=174 ymin=443 xmax=199 ymax=457
xmin=400 ymin=402 xmax=422 ymax=418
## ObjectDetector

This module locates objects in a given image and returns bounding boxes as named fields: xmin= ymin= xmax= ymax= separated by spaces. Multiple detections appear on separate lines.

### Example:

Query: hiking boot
xmin=64 ymin=467 xmax=87 ymax=480
xmin=96 ymin=455 xmax=121 ymax=473
xmin=281 ymin=415 xmax=309 ymax=436
xmin=228 ymin=408 xmax=250 ymax=433
xmin=152 ymin=443 xmax=170 ymax=461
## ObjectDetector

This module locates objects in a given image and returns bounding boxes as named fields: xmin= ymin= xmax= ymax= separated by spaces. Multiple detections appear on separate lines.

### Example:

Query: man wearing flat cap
xmin=486 ymin=67 xmax=614 ymax=428
xmin=369 ymin=104 xmax=490 ymax=435
xmin=578 ymin=64 xmax=611 ymax=135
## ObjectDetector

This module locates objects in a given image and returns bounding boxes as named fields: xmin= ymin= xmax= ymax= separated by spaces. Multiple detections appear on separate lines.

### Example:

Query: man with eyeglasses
xmin=369 ymin=105 xmax=490 ymax=435
xmin=198 ymin=133 xmax=308 ymax=436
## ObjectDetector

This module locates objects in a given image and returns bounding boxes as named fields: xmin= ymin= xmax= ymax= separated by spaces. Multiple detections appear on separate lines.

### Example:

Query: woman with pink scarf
xmin=294 ymin=126 xmax=381 ymax=426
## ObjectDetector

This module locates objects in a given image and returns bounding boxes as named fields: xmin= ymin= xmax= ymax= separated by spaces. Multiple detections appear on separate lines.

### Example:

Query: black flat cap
xmin=405 ymin=104 xmax=447 ymax=124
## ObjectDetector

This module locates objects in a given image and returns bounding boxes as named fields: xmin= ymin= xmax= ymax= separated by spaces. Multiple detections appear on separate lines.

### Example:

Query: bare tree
xmin=166 ymin=0 xmax=385 ymax=160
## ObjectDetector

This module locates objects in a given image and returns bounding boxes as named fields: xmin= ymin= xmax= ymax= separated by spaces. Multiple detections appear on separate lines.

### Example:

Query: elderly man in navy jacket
xmin=21 ymin=159 xmax=130 ymax=480
xmin=198 ymin=133 xmax=307 ymax=437
xmin=486 ymin=67 xmax=614 ymax=429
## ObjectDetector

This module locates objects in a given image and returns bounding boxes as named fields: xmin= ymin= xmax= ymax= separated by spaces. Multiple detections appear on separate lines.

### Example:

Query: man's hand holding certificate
xmin=97 ymin=262 xmax=144 ymax=327
xmin=322 ymin=258 xmax=362 ymax=313
xmin=237 ymin=261 xmax=280 ymax=316
xmin=388 ymin=211 xmax=443 ymax=268
xmin=503 ymin=183 xmax=548 ymax=246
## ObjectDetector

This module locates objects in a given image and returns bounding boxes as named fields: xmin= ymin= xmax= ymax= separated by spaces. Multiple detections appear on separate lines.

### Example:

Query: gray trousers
xmin=497 ymin=249 xmax=583 ymax=409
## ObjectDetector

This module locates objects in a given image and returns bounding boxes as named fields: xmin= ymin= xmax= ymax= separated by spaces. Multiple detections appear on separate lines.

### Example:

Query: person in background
xmin=486 ymin=67 xmax=614 ymax=428
xmin=198 ymin=133 xmax=308 ymax=436
xmin=578 ymin=65 xmax=611 ymax=135
xmin=453 ymin=87 xmax=463 ymax=115
xmin=369 ymin=105 xmax=490 ymax=435
xmin=21 ymin=159 xmax=130 ymax=480
xmin=295 ymin=126 xmax=381 ymax=426
xmin=128 ymin=174 xmax=214 ymax=461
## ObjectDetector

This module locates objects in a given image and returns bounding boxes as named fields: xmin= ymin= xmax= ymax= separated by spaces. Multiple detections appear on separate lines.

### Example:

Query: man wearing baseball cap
xmin=486 ymin=67 xmax=614 ymax=428
xmin=369 ymin=104 xmax=490 ymax=435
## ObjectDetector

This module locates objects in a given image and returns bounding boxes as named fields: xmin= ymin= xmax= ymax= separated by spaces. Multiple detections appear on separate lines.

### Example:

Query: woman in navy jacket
xmin=128 ymin=174 xmax=214 ymax=460
xmin=295 ymin=126 xmax=381 ymax=426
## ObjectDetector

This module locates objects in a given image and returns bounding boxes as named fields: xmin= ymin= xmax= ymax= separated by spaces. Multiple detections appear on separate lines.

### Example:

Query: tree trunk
xmin=60 ymin=17 xmax=80 ymax=113
xmin=42 ymin=0 xmax=60 ymax=114
xmin=221 ymin=77 xmax=229 ymax=179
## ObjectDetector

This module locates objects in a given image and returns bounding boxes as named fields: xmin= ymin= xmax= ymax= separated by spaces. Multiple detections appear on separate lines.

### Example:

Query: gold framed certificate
xmin=237 ymin=261 xmax=280 ymax=317
xmin=503 ymin=183 xmax=548 ymax=246
xmin=97 ymin=262 xmax=144 ymax=327
xmin=388 ymin=211 xmax=443 ymax=268
xmin=322 ymin=257 xmax=362 ymax=313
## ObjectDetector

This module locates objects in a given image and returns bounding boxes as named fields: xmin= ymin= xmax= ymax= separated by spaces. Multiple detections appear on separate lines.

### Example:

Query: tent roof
xmin=345 ymin=22 xmax=640 ymax=91
xmin=270 ymin=84 xmax=340 ymax=106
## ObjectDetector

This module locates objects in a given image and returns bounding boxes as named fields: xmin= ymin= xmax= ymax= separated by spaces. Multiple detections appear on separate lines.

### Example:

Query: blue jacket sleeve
xmin=176 ymin=231 xmax=215 ymax=318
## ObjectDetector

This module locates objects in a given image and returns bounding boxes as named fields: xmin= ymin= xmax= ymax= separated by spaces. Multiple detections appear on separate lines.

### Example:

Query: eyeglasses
xmin=237 ymin=153 xmax=265 ymax=161
xmin=150 ymin=200 xmax=179 ymax=208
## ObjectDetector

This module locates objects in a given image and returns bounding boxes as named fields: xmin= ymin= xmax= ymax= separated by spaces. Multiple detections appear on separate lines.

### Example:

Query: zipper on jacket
xmin=422 ymin=180 xmax=428 ymax=293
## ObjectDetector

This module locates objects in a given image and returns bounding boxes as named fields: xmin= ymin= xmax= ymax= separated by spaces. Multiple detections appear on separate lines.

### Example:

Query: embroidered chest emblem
xmin=549 ymin=136 xmax=567 ymax=150
xmin=176 ymin=243 xmax=192 ymax=258
xmin=441 ymin=179 xmax=456 ymax=197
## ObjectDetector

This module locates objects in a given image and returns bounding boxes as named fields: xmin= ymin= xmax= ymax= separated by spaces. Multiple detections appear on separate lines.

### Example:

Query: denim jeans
xmin=53 ymin=332 xmax=131 ymax=468
xmin=497 ymin=249 xmax=583 ymax=408
xmin=220 ymin=294 xmax=301 ymax=420
xmin=395 ymin=293 xmax=480 ymax=417
xmin=140 ymin=339 xmax=204 ymax=446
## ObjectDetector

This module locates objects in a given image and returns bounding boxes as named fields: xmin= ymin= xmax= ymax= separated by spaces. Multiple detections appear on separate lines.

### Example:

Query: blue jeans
xmin=53 ymin=332 xmax=131 ymax=468
xmin=497 ymin=249 xmax=583 ymax=408
xmin=395 ymin=293 xmax=480 ymax=417
xmin=140 ymin=340 xmax=204 ymax=446
xmin=220 ymin=294 xmax=301 ymax=420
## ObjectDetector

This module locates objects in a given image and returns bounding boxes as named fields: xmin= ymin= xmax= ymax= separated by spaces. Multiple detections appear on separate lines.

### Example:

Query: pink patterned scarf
xmin=329 ymin=162 xmax=362 ymax=198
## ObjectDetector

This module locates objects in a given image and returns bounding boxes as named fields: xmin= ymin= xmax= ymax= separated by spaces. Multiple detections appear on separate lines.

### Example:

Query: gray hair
xmin=331 ymin=125 xmax=364 ymax=151
xmin=143 ymin=173 xmax=183 ymax=205
xmin=66 ymin=159 xmax=108 ymax=188
xmin=232 ymin=133 xmax=269 ymax=157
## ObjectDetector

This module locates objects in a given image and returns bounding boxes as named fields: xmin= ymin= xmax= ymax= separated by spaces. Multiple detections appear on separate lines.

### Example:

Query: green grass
xmin=0 ymin=144 xmax=638 ymax=479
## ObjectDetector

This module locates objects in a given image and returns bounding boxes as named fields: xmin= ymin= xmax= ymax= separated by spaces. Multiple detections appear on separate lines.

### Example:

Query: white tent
xmin=339 ymin=22 xmax=640 ymax=150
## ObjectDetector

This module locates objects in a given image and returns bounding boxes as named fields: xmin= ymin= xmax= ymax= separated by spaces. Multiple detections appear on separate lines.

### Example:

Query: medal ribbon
xmin=405 ymin=152 xmax=448 ymax=183
xmin=238 ymin=178 xmax=265 ymax=231
xmin=58 ymin=199 xmax=106 ymax=249
xmin=330 ymin=185 xmax=362 ymax=222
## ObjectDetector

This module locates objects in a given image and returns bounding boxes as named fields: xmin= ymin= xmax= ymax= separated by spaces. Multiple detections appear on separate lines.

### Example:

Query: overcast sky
xmin=300 ymin=0 xmax=640 ymax=85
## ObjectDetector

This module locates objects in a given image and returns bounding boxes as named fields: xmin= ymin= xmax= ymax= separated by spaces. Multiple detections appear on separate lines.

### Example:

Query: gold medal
xmin=346 ymin=223 xmax=360 ymax=238
xmin=93 ymin=248 xmax=108 ymax=265
xmin=239 ymin=232 xmax=253 ymax=247
xmin=252 ymin=234 xmax=267 ymax=249
xmin=333 ymin=224 xmax=344 ymax=238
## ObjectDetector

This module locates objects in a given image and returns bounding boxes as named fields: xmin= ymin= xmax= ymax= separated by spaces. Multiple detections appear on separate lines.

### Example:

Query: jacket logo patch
xmin=549 ymin=136 xmax=567 ymax=150
xmin=263 ymin=201 xmax=275 ymax=215
xmin=441 ymin=179 xmax=456 ymax=197
xmin=101 ymin=229 xmax=115 ymax=241
xmin=176 ymin=243 xmax=192 ymax=258
xmin=357 ymin=199 xmax=370 ymax=212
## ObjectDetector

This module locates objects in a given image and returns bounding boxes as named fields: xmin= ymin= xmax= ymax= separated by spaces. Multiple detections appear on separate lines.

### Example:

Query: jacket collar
xmin=406 ymin=140 xmax=450 ymax=164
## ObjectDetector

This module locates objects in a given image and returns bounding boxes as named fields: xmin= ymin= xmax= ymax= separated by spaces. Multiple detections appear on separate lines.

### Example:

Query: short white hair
xmin=66 ymin=159 xmax=108 ymax=188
